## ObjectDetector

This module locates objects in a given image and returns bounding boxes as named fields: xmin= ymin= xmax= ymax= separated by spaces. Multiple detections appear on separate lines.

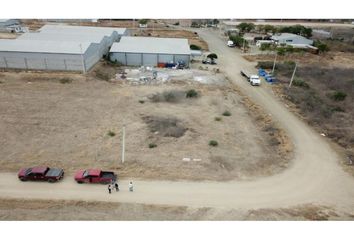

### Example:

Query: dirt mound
xmin=142 ymin=116 xmax=187 ymax=138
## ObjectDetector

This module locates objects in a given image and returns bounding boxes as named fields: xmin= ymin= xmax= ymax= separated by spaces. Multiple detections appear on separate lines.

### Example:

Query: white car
xmin=250 ymin=75 xmax=261 ymax=86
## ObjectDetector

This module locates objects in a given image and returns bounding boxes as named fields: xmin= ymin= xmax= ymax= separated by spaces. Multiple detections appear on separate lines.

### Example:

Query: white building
xmin=109 ymin=36 xmax=191 ymax=67
xmin=271 ymin=33 xmax=313 ymax=45
xmin=0 ymin=24 xmax=128 ymax=72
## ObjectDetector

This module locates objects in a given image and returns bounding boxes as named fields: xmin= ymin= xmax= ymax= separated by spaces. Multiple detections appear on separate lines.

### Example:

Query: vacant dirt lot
xmin=0 ymin=68 xmax=289 ymax=181
xmin=245 ymin=52 xmax=354 ymax=175
xmin=1 ymin=198 xmax=352 ymax=220
xmin=133 ymin=29 xmax=209 ymax=50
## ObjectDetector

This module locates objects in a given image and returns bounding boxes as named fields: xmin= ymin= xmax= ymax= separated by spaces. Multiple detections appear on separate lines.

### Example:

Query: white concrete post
xmin=121 ymin=126 xmax=126 ymax=164
xmin=288 ymin=63 xmax=298 ymax=89
xmin=272 ymin=53 xmax=277 ymax=74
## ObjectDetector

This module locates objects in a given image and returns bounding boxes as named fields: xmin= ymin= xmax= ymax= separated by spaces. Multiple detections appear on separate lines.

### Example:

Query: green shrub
xmin=139 ymin=100 xmax=145 ymax=104
xmin=173 ymin=22 xmax=180 ymax=26
xmin=186 ymin=89 xmax=198 ymax=98
xmin=209 ymin=140 xmax=218 ymax=147
xmin=59 ymin=78 xmax=72 ymax=84
xmin=277 ymin=48 xmax=286 ymax=56
xmin=314 ymin=40 xmax=330 ymax=53
xmin=190 ymin=44 xmax=201 ymax=50
xmin=107 ymin=130 xmax=116 ymax=137
xmin=139 ymin=19 xmax=148 ymax=25
xmin=207 ymin=53 xmax=218 ymax=60
xmin=149 ymin=143 xmax=157 ymax=148
xmin=222 ymin=111 xmax=231 ymax=116
xmin=214 ymin=117 xmax=222 ymax=121
xmin=331 ymin=91 xmax=347 ymax=101
xmin=260 ymin=43 xmax=273 ymax=51
xmin=293 ymin=78 xmax=310 ymax=89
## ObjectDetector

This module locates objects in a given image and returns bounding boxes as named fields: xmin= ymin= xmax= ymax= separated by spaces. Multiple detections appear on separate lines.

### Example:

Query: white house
xmin=271 ymin=33 xmax=313 ymax=45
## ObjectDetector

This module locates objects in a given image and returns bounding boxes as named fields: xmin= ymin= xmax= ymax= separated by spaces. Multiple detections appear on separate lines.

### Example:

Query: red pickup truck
xmin=18 ymin=166 xmax=64 ymax=183
xmin=74 ymin=169 xmax=117 ymax=184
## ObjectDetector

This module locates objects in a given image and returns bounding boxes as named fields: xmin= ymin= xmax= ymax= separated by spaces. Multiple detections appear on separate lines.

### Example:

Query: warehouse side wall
xmin=0 ymin=51 xmax=84 ymax=71
xmin=110 ymin=52 xmax=190 ymax=67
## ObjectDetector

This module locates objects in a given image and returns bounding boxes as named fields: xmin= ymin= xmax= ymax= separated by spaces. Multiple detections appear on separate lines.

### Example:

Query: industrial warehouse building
xmin=0 ymin=25 xmax=127 ymax=72
xmin=109 ymin=36 xmax=191 ymax=67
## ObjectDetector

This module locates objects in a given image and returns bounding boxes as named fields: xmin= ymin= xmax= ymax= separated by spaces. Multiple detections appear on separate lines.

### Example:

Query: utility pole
xmin=121 ymin=125 xmax=126 ymax=164
xmin=242 ymin=38 xmax=245 ymax=53
xmin=271 ymin=53 xmax=277 ymax=74
xmin=288 ymin=62 xmax=297 ymax=89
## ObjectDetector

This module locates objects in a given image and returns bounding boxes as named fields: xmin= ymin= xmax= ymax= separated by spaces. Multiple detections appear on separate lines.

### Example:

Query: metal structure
xmin=109 ymin=36 xmax=191 ymax=67
xmin=0 ymin=24 xmax=128 ymax=72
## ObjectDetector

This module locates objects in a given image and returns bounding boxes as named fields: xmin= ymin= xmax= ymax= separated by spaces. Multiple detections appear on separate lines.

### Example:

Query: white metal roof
xmin=271 ymin=33 xmax=308 ymax=40
xmin=110 ymin=36 xmax=191 ymax=55
xmin=39 ymin=24 xmax=127 ymax=36
xmin=18 ymin=32 xmax=107 ymax=44
xmin=0 ymin=39 xmax=91 ymax=54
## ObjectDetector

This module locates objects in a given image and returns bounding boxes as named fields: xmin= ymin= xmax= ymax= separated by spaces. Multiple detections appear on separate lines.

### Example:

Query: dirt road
xmin=1 ymin=29 xmax=354 ymax=213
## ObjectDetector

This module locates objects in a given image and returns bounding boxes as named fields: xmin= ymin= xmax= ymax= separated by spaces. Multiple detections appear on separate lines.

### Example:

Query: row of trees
xmin=236 ymin=22 xmax=313 ymax=38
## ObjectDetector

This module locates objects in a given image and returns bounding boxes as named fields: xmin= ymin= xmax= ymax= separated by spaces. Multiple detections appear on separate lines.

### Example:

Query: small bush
xmin=107 ymin=130 xmax=116 ymax=137
xmin=173 ymin=22 xmax=180 ymax=26
xmin=293 ymin=78 xmax=310 ymax=89
xmin=222 ymin=111 xmax=231 ymax=116
xmin=186 ymin=89 xmax=198 ymax=98
xmin=139 ymin=100 xmax=145 ymax=104
xmin=214 ymin=117 xmax=222 ymax=121
xmin=190 ymin=44 xmax=201 ymax=50
xmin=148 ymin=143 xmax=157 ymax=148
xmin=150 ymin=90 xmax=185 ymax=103
xmin=209 ymin=140 xmax=218 ymax=147
xmin=277 ymin=48 xmax=286 ymax=56
xmin=95 ymin=70 xmax=110 ymax=81
xmin=331 ymin=91 xmax=347 ymax=101
xmin=59 ymin=78 xmax=72 ymax=84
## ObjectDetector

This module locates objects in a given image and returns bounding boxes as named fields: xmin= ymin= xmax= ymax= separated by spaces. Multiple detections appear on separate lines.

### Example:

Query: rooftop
xmin=271 ymin=33 xmax=310 ymax=40
xmin=18 ymin=32 xmax=107 ymax=44
xmin=110 ymin=36 xmax=191 ymax=55
xmin=0 ymin=39 xmax=91 ymax=54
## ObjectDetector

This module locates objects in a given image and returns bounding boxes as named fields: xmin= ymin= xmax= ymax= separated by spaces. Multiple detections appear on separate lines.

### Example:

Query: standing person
xmin=114 ymin=182 xmax=119 ymax=192
xmin=129 ymin=181 xmax=133 ymax=192
xmin=108 ymin=184 xmax=112 ymax=194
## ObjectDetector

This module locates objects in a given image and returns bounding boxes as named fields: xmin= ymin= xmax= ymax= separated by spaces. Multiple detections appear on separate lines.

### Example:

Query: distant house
xmin=271 ymin=33 xmax=313 ymax=45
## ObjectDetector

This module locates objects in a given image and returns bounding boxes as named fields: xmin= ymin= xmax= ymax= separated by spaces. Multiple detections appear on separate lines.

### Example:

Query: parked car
xmin=18 ymin=166 xmax=64 ymax=183
xmin=202 ymin=58 xmax=217 ymax=65
xmin=74 ymin=169 xmax=117 ymax=184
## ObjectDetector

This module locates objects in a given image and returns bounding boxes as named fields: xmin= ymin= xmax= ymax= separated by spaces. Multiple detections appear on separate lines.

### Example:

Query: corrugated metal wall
xmin=0 ymin=52 xmax=84 ymax=71
xmin=110 ymin=52 xmax=190 ymax=67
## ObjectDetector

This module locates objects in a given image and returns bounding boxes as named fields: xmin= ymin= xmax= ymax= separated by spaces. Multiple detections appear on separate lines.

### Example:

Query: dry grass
xmin=133 ymin=29 xmax=209 ymax=51
xmin=1 ymin=198 xmax=352 ymax=220
xmin=0 ymin=70 xmax=291 ymax=181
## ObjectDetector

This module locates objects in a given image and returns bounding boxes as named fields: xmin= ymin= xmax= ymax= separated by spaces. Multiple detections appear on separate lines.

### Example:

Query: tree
xmin=237 ymin=22 xmax=255 ymax=33
xmin=229 ymin=35 xmax=248 ymax=48
xmin=263 ymin=24 xmax=277 ymax=34
xmin=212 ymin=19 xmax=219 ymax=25
xmin=279 ymin=24 xmax=312 ymax=38
xmin=207 ymin=53 xmax=218 ymax=60
xmin=190 ymin=44 xmax=201 ymax=50
xmin=139 ymin=19 xmax=149 ymax=25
